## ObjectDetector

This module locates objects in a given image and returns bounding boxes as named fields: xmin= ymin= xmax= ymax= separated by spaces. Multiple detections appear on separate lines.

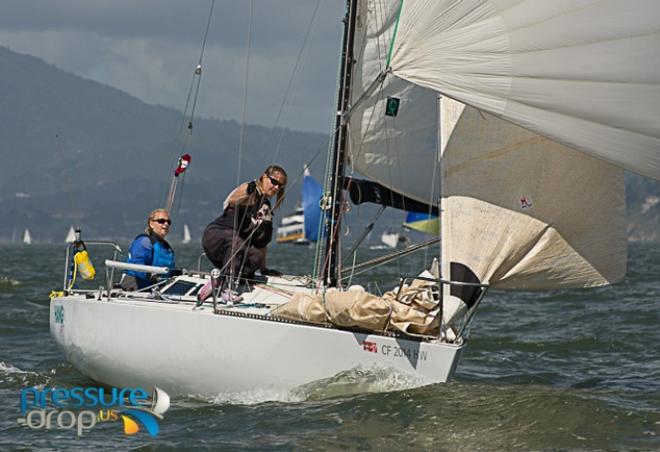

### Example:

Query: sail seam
xmin=386 ymin=0 xmax=403 ymax=67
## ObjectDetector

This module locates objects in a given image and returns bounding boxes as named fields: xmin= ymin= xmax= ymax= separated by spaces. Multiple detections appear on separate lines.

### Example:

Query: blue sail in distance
xmin=302 ymin=172 xmax=324 ymax=242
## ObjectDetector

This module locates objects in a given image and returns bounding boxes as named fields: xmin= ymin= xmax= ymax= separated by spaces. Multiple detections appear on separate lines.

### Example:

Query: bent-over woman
xmin=200 ymin=165 xmax=287 ymax=301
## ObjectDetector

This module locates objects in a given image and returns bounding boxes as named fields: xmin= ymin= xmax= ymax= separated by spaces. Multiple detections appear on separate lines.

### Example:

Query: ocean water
xmin=1 ymin=242 xmax=659 ymax=450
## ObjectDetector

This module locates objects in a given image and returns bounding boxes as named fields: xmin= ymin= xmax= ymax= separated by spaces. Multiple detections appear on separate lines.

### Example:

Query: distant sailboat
xmin=403 ymin=212 xmax=439 ymax=235
xmin=23 ymin=229 xmax=32 ymax=245
xmin=65 ymin=226 xmax=76 ymax=243
xmin=380 ymin=231 xmax=407 ymax=249
xmin=182 ymin=224 xmax=191 ymax=244
xmin=276 ymin=168 xmax=323 ymax=245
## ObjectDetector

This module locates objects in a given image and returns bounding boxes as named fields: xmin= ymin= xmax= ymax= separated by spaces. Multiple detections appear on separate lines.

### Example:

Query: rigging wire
xmin=314 ymin=123 xmax=339 ymax=285
xmin=236 ymin=0 xmax=253 ymax=186
xmin=340 ymin=2 xmax=441 ymax=281
xmin=323 ymin=0 xmax=361 ymax=289
xmin=55 ymin=133 xmax=77 ymax=231
xmin=340 ymin=237 xmax=440 ymax=281
xmin=229 ymin=0 xmax=254 ymax=288
xmin=313 ymin=31 xmax=345 ymax=286
xmin=425 ymin=96 xmax=441 ymax=264
xmin=270 ymin=0 xmax=322 ymax=163
xmin=224 ymin=0 xmax=323 ymax=288
xmin=164 ymin=0 xmax=216 ymax=215
xmin=342 ymin=3 xmax=403 ymax=277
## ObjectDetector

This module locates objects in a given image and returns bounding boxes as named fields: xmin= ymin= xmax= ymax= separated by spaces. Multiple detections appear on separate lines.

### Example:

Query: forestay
xmin=388 ymin=0 xmax=660 ymax=180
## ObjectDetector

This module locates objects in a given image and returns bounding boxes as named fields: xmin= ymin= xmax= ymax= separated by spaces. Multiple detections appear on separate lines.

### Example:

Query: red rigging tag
xmin=362 ymin=341 xmax=377 ymax=353
xmin=174 ymin=154 xmax=192 ymax=176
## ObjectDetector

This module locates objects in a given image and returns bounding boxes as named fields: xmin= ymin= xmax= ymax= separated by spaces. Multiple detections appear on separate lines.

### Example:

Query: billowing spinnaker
xmin=389 ymin=0 xmax=660 ymax=180
xmin=347 ymin=0 xmax=440 ymax=205
xmin=440 ymin=97 xmax=626 ymax=290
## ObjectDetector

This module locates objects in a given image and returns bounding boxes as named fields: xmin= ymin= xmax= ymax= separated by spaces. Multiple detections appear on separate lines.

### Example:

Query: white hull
xmin=50 ymin=292 xmax=464 ymax=397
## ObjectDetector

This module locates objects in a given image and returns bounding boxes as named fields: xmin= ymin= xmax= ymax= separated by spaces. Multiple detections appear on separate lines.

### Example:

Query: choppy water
xmin=1 ymin=242 xmax=659 ymax=450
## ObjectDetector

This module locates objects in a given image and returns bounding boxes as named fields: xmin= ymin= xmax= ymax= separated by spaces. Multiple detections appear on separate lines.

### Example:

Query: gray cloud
xmin=0 ymin=0 xmax=344 ymax=132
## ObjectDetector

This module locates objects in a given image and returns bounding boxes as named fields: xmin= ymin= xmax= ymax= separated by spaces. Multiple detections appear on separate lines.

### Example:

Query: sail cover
xmin=440 ymin=97 xmax=626 ymax=291
xmin=389 ymin=0 xmax=660 ymax=180
xmin=344 ymin=177 xmax=439 ymax=215
xmin=347 ymin=0 xmax=440 ymax=205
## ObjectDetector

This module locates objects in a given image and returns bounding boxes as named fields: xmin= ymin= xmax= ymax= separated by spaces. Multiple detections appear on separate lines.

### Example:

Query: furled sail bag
xmin=324 ymin=287 xmax=392 ymax=332
xmin=270 ymin=279 xmax=459 ymax=337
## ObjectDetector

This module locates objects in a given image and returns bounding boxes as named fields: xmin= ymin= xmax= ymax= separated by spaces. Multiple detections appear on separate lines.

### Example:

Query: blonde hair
xmin=145 ymin=208 xmax=169 ymax=235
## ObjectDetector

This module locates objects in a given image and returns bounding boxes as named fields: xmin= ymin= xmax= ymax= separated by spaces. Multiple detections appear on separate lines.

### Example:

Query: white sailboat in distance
xmin=182 ymin=224 xmax=191 ymax=244
xmin=65 ymin=226 xmax=76 ymax=243
xmin=380 ymin=231 xmax=405 ymax=249
xmin=23 ymin=229 xmax=32 ymax=245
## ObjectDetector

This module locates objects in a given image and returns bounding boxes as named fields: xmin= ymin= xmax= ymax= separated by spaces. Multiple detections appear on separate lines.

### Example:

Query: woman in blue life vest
xmin=199 ymin=165 xmax=287 ymax=302
xmin=121 ymin=208 xmax=176 ymax=290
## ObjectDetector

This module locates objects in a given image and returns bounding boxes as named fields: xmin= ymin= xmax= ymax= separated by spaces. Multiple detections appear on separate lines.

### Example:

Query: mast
xmin=323 ymin=0 xmax=358 ymax=287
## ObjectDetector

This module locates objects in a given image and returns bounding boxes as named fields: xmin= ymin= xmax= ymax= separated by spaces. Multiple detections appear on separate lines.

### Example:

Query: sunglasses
xmin=152 ymin=218 xmax=172 ymax=225
xmin=268 ymin=175 xmax=285 ymax=188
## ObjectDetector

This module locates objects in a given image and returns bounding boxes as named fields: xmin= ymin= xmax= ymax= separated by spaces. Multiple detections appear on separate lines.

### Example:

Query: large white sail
xmin=388 ymin=0 xmax=660 ymax=180
xmin=440 ymin=97 xmax=626 ymax=291
xmin=23 ymin=229 xmax=32 ymax=245
xmin=347 ymin=0 xmax=440 ymax=205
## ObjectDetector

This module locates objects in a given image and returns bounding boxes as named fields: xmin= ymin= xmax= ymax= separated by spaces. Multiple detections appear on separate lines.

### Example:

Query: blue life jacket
xmin=125 ymin=233 xmax=175 ymax=288
xmin=151 ymin=238 xmax=176 ymax=270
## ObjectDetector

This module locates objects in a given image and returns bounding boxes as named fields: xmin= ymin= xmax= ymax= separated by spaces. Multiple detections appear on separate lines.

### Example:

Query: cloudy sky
xmin=0 ymin=0 xmax=345 ymax=133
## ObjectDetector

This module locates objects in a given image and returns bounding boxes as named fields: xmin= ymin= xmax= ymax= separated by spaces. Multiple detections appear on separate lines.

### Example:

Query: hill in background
xmin=0 ymin=45 xmax=658 ymax=245
xmin=0 ymin=46 xmax=336 ymax=244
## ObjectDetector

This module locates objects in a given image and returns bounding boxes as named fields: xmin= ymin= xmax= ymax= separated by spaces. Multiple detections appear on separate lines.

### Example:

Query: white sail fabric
xmin=440 ymin=97 xmax=626 ymax=290
xmin=347 ymin=0 xmax=440 ymax=204
xmin=389 ymin=0 xmax=660 ymax=180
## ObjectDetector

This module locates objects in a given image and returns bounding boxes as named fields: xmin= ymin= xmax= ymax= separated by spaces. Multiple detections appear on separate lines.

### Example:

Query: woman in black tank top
xmin=201 ymin=165 xmax=288 ymax=293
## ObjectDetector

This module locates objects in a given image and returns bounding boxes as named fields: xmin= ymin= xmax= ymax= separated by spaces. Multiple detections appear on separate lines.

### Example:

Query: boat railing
xmin=62 ymin=241 xmax=123 ymax=292
xmin=395 ymin=275 xmax=489 ymax=341
xmin=197 ymin=252 xmax=208 ymax=272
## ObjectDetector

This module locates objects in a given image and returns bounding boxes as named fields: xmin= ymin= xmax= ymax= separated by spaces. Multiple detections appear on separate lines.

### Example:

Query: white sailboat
xmin=23 ymin=229 xmax=32 ymax=245
xmin=182 ymin=224 xmax=191 ymax=244
xmin=50 ymin=0 xmax=660 ymax=398
xmin=65 ymin=226 xmax=76 ymax=243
